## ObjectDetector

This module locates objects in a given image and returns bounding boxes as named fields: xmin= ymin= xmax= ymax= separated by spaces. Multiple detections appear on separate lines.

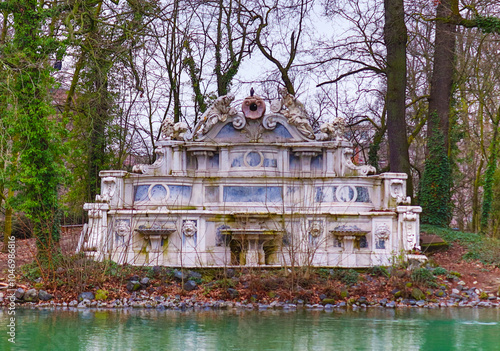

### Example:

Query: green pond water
xmin=1 ymin=308 xmax=500 ymax=351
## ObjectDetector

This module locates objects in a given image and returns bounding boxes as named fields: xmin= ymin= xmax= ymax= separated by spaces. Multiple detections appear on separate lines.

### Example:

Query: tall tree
xmin=384 ymin=0 xmax=412 ymax=197
xmin=250 ymin=0 xmax=312 ymax=95
xmin=0 ymin=0 xmax=66 ymax=260
xmin=64 ymin=0 xmax=157 ymax=216
xmin=426 ymin=0 xmax=456 ymax=152
xmin=419 ymin=0 xmax=500 ymax=226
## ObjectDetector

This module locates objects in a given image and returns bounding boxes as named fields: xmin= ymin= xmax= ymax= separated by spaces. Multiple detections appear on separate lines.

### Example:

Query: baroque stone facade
xmin=78 ymin=90 xmax=425 ymax=267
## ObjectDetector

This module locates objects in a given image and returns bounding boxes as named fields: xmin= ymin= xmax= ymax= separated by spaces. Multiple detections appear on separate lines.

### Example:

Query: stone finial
xmin=95 ymin=177 xmax=116 ymax=202
xmin=160 ymin=117 xmax=175 ymax=140
xmin=173 ymin=121 xmax=188 ymax=140
xmin=161 ymin=117 xmax=189 ymax=141
xmin=315 ymin=117 xmax=347 ymax=141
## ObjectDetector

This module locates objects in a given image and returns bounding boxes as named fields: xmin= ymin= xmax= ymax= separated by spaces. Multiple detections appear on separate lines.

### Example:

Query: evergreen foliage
xmin=475 ymin=15 xmax=500 ymax=34
xmin=487 ymin=169 xmax=500 ymax=236
xmin=480 ymin=126 xmax=499 ymax=232
xmin=0 ymin=0 xmax=66 ymax=260
xmin=419 ymin=113 xmax=453 ymax=226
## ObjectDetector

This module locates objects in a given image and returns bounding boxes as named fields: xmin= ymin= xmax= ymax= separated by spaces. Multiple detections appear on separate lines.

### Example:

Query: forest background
xmin=1 ymin=0 xmax=500 ymax=259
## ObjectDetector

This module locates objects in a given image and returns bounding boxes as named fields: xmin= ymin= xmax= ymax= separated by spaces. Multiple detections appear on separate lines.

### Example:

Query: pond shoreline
xmin=2 ymin=291 xmax=499 ymax=311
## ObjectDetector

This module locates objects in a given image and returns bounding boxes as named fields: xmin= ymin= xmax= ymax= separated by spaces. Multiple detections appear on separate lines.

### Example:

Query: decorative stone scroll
xmin=262 ymin=114 xmax=278 ymax=130
xmin=343 ymin=148 xmax=376 ymax=176
xmin=132 ymin=147 xmax=165 ymax=175
xmin=192 ymin=94 xmax=238 ymax=138
xmin=232 ymin=114 xmax=247 ymax=130
xmin=82 ymin=203 xmax=109 ymax=254
xmin=390 ymin=179 xmax=411 ymax=205
xmin=95 ymin=177 xmax=116 ymax=203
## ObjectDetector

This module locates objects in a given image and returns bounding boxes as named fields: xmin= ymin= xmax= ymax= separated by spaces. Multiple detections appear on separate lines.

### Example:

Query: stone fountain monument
xmin=77 ymin=88 xmax=425 ymax=267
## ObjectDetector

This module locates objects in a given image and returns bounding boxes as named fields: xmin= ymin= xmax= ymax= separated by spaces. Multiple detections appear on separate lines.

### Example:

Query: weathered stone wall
xmin=79 ymin=92 xmax=424 ymax=267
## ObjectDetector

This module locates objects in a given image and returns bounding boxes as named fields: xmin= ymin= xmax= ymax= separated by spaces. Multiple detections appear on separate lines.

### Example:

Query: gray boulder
xmin=188 ymin=271 xmax=202 ymax=280
xmin=183 ymin=280 xmax=197 ymax=291
xmin=411 ymin=288 xmax=426 ymax=301
xmin=227 ymin=288 xmax=239 ymax=298
xmin=24 ymin=289 xmax=39 ymax=302
xmin=386 ymin=301 xmax=396 ymax=308
xmin=38 ymin=290 xmax=53 ymax=301
xmin=14 ymin=288 xmax=25 ymax=300
xmin=78 ymin=292 xmax=95 ymax=301
xmin=435 ymin=290 xmax=447 ymax=298
xmin=391 ymin=289 xmax=402 ymax=298
xmin=126 ymin=281 xmax=142 ymax=292
xmin=226 ymin=268 xmax=235 ymax=278
xmin=174 ymin=270 xmax=187 ymax=281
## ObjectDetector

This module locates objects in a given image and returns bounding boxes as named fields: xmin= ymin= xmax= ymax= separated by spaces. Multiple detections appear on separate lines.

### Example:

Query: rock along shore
xmin=2 ymin=288 xmax=499 ymax=312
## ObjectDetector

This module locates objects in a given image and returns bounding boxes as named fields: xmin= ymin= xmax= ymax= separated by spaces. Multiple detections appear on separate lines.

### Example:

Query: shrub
xmin=331 ymin=269 xmax=359 ymax=286
xmin=21 ymin=263 xmax=42 ymax=281
xmin=95 ymin=289 xmax=109 ymax=301
xmin=215 ymin=278 xmax=235 ymax=289
xmin=432 ymin=267 xmax=448 ymax=276
xmin=367 ymin=266 xmax=389 ymax=278
xmin=411 ymin=268 xmax=436 ymax=286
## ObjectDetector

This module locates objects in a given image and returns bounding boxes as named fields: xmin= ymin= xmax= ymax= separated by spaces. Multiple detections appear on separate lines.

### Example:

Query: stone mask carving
xmin=182 ymin=220 xmax=197 ymax=237
xmin=308 ymin=221 xmax=323 ymax=237
xmin=115 ymin=220 xmax=131 ymax=237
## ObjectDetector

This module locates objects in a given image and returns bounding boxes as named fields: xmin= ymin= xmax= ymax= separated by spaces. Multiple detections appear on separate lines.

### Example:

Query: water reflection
xmin=1 ymin=308 xmax=499 ymax=350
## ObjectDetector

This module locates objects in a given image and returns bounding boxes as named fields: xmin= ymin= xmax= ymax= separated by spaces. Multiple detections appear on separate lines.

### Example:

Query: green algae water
xmin=1 ymin=308 xmax=500 ymax=351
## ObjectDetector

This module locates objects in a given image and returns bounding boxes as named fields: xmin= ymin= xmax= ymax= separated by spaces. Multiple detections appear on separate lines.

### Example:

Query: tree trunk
xmin=427 ymin=0 xmax=456 ymax=152
xmin=3 ymin=195 xmax=13 ymax=252
xmin=481 ymin=114 xmax=500 ymax=232
xmin=384 ymin=0 xmax=413 ymax=198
